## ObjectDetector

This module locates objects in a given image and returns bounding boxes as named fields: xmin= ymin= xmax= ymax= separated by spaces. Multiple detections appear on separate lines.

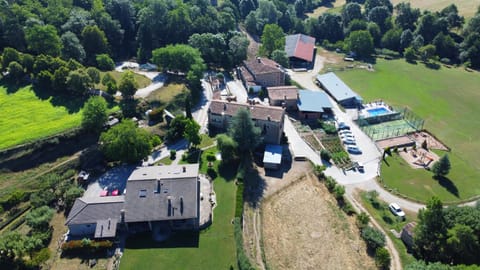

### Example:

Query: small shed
xmin=263 ymin=144 xmax=283 ymax=170
xmin=401 ymin=222 xmax=417 ymax=250
xmin=297 ymin=90 xmax=333 ymax=120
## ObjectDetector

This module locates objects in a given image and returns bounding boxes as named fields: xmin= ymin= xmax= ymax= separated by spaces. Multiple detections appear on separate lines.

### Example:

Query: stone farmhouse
xmin=208 ymin=100 xmax=285 ymax=145
xmin=237 ymin=57 xmax=285 ymax=92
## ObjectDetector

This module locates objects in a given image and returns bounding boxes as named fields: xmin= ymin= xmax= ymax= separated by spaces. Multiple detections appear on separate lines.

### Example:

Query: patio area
xmin=83 ymin=165 xmax=136 ymax=199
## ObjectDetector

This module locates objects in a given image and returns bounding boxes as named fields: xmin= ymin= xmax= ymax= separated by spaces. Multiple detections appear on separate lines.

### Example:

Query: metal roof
xmin=297 ymin=90 xmax=333 ymax=113
xmin=285 ymin=34 xmax=316 ymax=62
xmin=263 ymin=144 xmax=283 ymax=165
xmin=316 ymin=72 xmax=362 ymax=102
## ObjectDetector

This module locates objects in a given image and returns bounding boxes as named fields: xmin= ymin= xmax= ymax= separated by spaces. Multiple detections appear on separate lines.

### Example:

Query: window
xmin=139 ymin=189 xmax=147 ymax=198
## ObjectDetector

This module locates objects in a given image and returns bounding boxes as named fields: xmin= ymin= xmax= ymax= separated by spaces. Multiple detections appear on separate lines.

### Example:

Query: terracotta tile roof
xmin=285 ymin=34 xmax=316 ymax=62
xmin=267 ymin=86 xmax=298 ymax=101
xmin=244 ymin=57 xmax=282 ymax=75
xmin=209 ymin=100 xmax=285 ymax=122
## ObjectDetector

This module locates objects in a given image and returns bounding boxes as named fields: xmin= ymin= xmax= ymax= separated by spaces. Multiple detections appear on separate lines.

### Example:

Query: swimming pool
xmin=367 ymin=107 xmax=390 ymax=117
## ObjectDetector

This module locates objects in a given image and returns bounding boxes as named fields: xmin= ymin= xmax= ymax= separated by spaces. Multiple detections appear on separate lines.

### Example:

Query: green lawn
xmin=120 ymin=147 xmax=237 ymax=270
xmin=337 ymin=59 xmax=480 ymax=202
xmin=391 ymin=0 xmax=479 ymax=18
xmin=0 ymin=84 xmax=82 ymax=150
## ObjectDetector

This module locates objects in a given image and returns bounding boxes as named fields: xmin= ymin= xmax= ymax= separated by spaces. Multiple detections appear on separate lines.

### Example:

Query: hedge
xmin=234 ymin=217 xmax=256 ymax=270
xmin=61 ymin=239 xmax=113 ymax=253
xmin=235 ymin=183 xmax=244 ymax=218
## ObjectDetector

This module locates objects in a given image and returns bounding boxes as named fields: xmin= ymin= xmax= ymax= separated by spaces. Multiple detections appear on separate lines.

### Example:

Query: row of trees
xmin=303 ymin=1 xmax=480 ymax=67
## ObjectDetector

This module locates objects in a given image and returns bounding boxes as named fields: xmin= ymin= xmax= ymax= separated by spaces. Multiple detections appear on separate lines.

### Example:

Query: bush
xmin=95 ymin=54 xmax=115 ymax=71
xmin=61 ymin=239 xmax=113 ymax=253
xmin=313 ymin=164 xmax=326 ymax=180
xmin=207 ymin=168 xmax=217 ymax=179
xmin=357 ymin=212 xmax=370 ymax=229
xmin=325 ymin=176 xmax=337 ymax=192
xmin=375 ymin=247 xmax=391 ymax=270
xmin=333 ymin=185 xmax=345 ymax=200
xmin=151 ymin=135 xmax=162 ymax=147
xmin=206 ymin=154 xmax=216 ymax=162
xmin=361 ymin=226 xmax=386 ymax=251
xmin=170 ymin=150 xmax=176 ymax=160
xmin=320 ymin=149 xmax=331 ymax=161
xmin=341 ymin=201 xmax=356 ymax=215
xmin=235 ymin=184 xmax=244 ymax=218
xmin=148 ymin=108 xmax=163 ymax=123
xmin=319 ymin=121 xmax=337 ymax=134
xmin=30 ymin=248 xmax=51 ymax=267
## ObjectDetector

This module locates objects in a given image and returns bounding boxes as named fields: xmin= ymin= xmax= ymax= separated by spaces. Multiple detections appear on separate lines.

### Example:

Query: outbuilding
xmin=263 ymin=144 xmax=283 ymax=170
xmin=316 ymin=72 xmax=363 ymax=108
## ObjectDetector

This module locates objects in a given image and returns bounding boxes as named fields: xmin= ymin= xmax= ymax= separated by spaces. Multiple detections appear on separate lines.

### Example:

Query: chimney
xmin=267 ymin=115 xmax=271 ymax=121
xmin=182 ymin=166 xmax=186 ymax=173
xmin=256 ymin=57 xmax=261 ymax=63
xmin=156 ymin=180 xmax=161 ymax=193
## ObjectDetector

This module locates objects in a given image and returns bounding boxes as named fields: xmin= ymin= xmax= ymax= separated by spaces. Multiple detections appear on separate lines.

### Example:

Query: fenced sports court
xmin=356 ymin=106 xmax=424 ymax=141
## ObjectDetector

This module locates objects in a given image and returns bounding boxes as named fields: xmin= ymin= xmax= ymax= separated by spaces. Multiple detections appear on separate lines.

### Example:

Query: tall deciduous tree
xmin=345 ymin=30 xmax=374 ymax=58
xmin=259 ymin=24 xmax=284 ymax=57
xmin=25 ymin=24 xmax=62 ymax=56
xmin=118 ymin=71 xmax=137 ymax=98
xmin=82 ymin=96 xmax=108 ymax=132
xmin=100 ymin=120 xmax=153 ymax=163
xmin=271 ymin=50 xmax=289 ymax=68
xmin=184 ymin=119 xmax=201 ymax=147
xmin=151 ymin=44 xmax=204 ymax=73
xmin=67 ymin=69 xmax=91 ymax=96
xmin=81 ymin=25 xmax=109 ymax=63
xmin=61 ymin=31 xmax=86 ymax=62
xmin=414 ymin=196 xmax=447 ymax=263
xmin=228 ymin=108 xmax=261 ymax=156
xmin=216 ymin=134 xmax=237 ymax=164
xmin=432 ymin=154 xmax=451 ymax=177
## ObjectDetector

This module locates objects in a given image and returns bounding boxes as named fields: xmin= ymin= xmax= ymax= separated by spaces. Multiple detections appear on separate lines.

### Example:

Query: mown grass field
xmin=391 ymin=0 xmax=480 ymax=18
xmin=337 ymin=59 xmax=480 ymax=202
xmin=120 ymin=147 xmax=237 ymax=269
xmin=95 ymin=71 xmax=151 ymax=91
xmin=0 ymin=84 xmax=82 ymax=150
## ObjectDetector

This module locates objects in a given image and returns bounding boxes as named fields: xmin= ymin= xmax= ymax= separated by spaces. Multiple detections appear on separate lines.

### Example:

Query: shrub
xmin=320 ymin=149 xmax=332 ymax=161
xmin=361 ymin=226 xmax=386 ymax=251
xmin=313 ymin=164 xmax=326 ymax=180
xmin=319 ymin=121 xmax=337 ymax=134
xmin=95 ymin=54 xmax=114 ymax=71
xmin=325 ymin=176 xmax=337 ymax=192
xmin=151 ymin=135 xmax=162 ymax=147
xmin=375 ymin=247 xmax=391 ymax=270
xmin=233 ymin=217 xmax=254 ymax=270
xmin=235 ymin=184 xmax=244 ymax=218
xmin=61 ymin=239 xmax=113 ymax=253
xmin=206 ymin=154 xmax=216 ymax=162
xmin=148 ymin=108 xmax=164 ymax=123
xmin=333 ymin=185 xmax=345 ymax=200
xmin=170 ymin=150 xmax=176 ymax=160
xmin=341 ymin=201 xmax=356 ymax=216
xmin=30 ymin=248 xmax=51 ymax=267
xmin=207 ymin=168 xmax=217 ymax=179
xmin=357 ymin=212 xmax=370 ymax=229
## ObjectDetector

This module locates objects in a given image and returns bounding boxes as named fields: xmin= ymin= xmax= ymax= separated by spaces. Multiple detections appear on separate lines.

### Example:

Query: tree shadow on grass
xmin=32 ymin=84 xmax=87 ymax=113
xmin=2 ymin=81 xmax=27 ymax=94
xmin=434 ymin=175 xmax=459 ymax=197
xmin=125 ymin=231 xmax=199 ymax=249
xmin=218 ymin=162 xmax=238 ymax=182
xmin=424 ymin=62 xmax=441 ymax=70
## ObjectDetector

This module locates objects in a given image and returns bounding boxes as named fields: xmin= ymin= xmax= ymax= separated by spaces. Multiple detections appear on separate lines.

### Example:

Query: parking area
xmin=83 ymin=165 xmax=136 ymax=199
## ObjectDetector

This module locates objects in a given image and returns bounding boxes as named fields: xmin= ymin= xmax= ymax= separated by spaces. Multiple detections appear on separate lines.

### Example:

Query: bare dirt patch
xmin=262 ymin=173 xmax=376 ymax=270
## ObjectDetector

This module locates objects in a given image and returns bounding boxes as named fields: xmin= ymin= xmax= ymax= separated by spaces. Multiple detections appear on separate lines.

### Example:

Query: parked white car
xmin=389 ymin=203 xmax=406 ymax=218
xmin=347 ymin=145 xmax=362 ymax=154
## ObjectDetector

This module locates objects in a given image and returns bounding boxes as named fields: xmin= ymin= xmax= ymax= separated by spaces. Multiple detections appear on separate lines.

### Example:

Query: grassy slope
xmin=120 ymin=147 xmax=237 ymax=269
xmin=337 ymin=59 xmax=480 ymax=202
xmin=0 ymin=85 xmax=82 ymax=150
xmin=391 ymin=0 xmax=480 ymax=18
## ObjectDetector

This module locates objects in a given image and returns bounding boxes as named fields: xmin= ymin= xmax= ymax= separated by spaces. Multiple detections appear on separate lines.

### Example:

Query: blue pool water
xmin=367 ymin=107 xmax=390 ymax=116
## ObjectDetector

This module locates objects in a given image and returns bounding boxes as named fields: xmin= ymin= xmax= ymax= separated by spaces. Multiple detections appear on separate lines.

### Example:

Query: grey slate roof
xmin=297 ymin=90 xmax=333 ymax=113
xmin=316 ymin=72 xmax=362 ymax=102
xmin=66 ymin=196 xmax=125 ymax=225
xmin=124 ymin=164 xmax=199 ymax=223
